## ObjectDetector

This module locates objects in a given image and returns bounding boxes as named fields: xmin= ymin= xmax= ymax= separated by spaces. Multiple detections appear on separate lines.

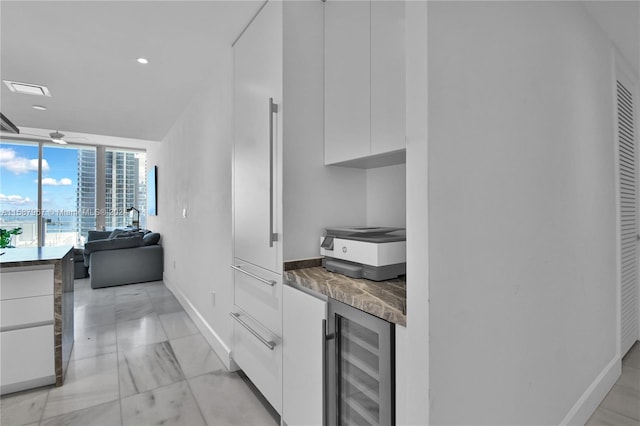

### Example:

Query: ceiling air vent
xmin=0 ymin=113 xmax=20 ymax=134
xmin=3 ymin=80 xmax=51 ymax=96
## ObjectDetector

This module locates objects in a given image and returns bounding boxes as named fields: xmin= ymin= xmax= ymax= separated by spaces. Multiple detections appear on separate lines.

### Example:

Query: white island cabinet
xmin=1 ymin=267 xmax=55 ymax=393
xmin=0 ymin=246 xmax=74 ymax=395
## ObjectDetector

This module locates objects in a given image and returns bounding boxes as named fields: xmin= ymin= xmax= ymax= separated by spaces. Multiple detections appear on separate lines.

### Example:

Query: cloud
xmin=0 ymin=193 xmax=32 ymax=205
xmin=41 ymin=177 xmax=73 ymax=186
xmin=0 ymin=148 xmax=49 ymax=174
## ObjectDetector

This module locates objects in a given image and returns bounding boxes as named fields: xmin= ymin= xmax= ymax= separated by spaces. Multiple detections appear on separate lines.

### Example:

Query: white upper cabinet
xmin=324 ymin=0 xmax=371 ymax=166
xmin=233 ymin=0 xmax=283 ymax=273
xmin=324 ymin=0 xmax=406 ymax=168
xmin=371 ymin=1 xmax=406 ymax=157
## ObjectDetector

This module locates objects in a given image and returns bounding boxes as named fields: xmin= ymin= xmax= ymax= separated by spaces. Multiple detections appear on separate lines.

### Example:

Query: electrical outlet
xmin=211 ymin=291 xmax=216 ymax=306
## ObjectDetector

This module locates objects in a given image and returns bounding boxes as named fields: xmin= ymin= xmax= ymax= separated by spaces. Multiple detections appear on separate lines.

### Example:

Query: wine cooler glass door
xmin=328 ymin=300 xmax=394 ymax=426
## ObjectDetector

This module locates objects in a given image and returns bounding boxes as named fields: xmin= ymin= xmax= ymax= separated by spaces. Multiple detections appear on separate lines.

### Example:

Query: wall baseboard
xmin=560 ymin=355 xmax=621 ymax=425
xmin=163 ymin=276 xmax=240 ymax=372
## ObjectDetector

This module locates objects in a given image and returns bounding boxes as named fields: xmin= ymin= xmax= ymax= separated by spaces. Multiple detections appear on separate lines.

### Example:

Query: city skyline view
xmin=0 ymin=141 xmax=147 ymax=246
xmin=0 ymin=143 xmax=77 ymax=214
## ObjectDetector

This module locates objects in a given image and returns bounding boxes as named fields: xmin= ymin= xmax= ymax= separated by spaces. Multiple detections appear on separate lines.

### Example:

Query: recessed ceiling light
xmin=137 ymin=58 xmax=149 ymax=64
xmin=3 ymin=80 xmax=51 ymax=96
xmin=32 ymin=105 xmax=47 ymax=111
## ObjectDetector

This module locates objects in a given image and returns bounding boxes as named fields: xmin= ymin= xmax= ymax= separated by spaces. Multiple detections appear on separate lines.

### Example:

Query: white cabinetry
xmin=232 ymin=0 xmax=366 ymax=417
xmin=233 ymin=0 xmax=282 ymax=275
xmin=0 ymin=267 xmax=55 ymax=394
xmin=324 ymin=0 xmax=370 ymax=166
xmin=324 ymin=0 xmax=406 ymax=168
xmin=232 ymin=0 xmax=284 ymax=414
xmin=282 ymin=285 xmax=327 ymax=426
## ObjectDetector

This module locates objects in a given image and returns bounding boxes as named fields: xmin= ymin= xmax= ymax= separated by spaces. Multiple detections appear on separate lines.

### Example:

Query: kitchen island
xmin=0 ymin=246 xmax=74 ymax=394
xmin=284 ymin=258 xmax=406 ymax=326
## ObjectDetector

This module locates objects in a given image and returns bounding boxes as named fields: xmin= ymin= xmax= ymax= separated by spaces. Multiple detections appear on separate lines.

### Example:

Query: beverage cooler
xmin=326 ymin=299 xmax=395 ymax=426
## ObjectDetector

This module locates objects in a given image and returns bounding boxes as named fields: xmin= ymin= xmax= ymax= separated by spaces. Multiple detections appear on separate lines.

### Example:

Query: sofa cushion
xmin=83 ymin=234 xmax=143 ymax=266
xmin=142 ymin=232 xmax=161 ymax=246
xmin=88 ymin=230 xmax=112 ymax=242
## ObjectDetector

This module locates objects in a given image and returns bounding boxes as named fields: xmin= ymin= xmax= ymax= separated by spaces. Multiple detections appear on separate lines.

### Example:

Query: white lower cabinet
xmin=231 ymin=309 xmax=282 ymax=412
xmin=0 ymin=325 xmax=55 ymax=392
xmin=1 ymin=266 xmax=56 ymax=394
xmin=282 ymin=285 xmax=327 ymax=426
xmin=233 ymin=260 xmax=282 ymax=335
xmin=0 ymin=295 xmax=54 ymax=329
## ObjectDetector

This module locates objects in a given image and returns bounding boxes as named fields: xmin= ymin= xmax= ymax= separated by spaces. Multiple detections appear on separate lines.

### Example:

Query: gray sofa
xmin=83 ymin=229 xmax=164 ymax=289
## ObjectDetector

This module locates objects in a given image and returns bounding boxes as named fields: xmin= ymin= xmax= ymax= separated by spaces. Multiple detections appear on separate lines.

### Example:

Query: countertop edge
xmin=284 ymin=259 xmax=407 ymax=327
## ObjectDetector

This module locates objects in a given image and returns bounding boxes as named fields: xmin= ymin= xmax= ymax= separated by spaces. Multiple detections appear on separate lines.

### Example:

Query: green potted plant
xmin=0 ymin=227 xmax=23 ymax=248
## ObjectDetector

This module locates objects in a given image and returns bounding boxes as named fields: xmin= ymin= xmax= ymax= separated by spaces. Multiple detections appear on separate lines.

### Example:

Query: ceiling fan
xmin=0 ymin=114 xmax=89 ymax=144
xmin=10 ymin=130 xmax=89 ymax=145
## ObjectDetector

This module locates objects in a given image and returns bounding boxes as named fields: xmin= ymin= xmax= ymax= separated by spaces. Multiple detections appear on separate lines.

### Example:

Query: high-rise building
xmin=76 ymin=149 xmax=145 ymax=242
xmin=76 ymin=149 xmax=96 ymax=244
xmin=105 ymin=150 xmax=140 ymax=229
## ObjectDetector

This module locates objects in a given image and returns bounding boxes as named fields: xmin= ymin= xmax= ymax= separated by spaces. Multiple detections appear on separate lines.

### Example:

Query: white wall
xmin=427 ymin=2 xmax=619 ymax=424
xmin=366 ymin=164 xmax=406 ymax=228
xmin=154 ymin=44 xmax=236 ymax=367
xmin=397 ymin=1 xmax=430 ymax=425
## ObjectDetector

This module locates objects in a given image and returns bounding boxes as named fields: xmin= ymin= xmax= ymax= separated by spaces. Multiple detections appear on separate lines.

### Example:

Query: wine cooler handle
xmin=322 ymin=319 xmax=327 ymax=426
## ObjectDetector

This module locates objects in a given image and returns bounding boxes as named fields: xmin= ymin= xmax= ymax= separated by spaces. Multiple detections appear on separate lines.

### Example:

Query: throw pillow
xmin=142 ymin=232 xmax=161 ymax=246
xmin=108 ymin=229 xmax=125 ymax=239
xmin=115 ymin=231 xmax=140 ymax=239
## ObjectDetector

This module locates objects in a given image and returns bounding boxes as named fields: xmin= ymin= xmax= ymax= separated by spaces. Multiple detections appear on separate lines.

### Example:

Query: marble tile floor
xmin=1 ymin=279 xmax=279 ymax=426
xmin=587 ymin=341 xmax=640 ymax=426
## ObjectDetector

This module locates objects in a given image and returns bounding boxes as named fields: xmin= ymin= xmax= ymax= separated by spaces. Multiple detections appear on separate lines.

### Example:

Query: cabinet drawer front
xmin=232 ymin=310 xmax=282 ymax=413
xmin=0 ymin=325 xmax=55 ymax=391
xmin=1 ymin=268 xmax=54 ymax=300
xmin=233 ymin=261 xmax=282 ymax=335
xmin=0 ymin=295 xmax=54 ymax=331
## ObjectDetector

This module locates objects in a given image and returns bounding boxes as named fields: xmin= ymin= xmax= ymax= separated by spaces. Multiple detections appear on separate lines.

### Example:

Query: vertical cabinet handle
xmin=269 ymin=97 xmax=278 ymax=248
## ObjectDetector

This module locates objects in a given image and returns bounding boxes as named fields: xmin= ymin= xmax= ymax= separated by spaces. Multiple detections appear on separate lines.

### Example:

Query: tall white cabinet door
xmin=617 ymin=68 xmax=639 ymax=356
xmin=233 ymin=0 xmax=283 ymax=273
xmin=324 ymin=0 xmax=370 ymax=165
xmin=371 ymin=0 xmax=405 ymax=155
xmin=282 ymin=285 xmax=327 ymax=426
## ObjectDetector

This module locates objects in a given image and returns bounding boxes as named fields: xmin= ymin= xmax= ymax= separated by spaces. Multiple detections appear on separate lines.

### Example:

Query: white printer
xmin=320 ymin=226 xmax=406 ymax=281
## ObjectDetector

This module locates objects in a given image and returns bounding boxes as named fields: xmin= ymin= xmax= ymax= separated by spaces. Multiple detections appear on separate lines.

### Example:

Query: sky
xmin=0 ymin=142 xmax=80 ymax=216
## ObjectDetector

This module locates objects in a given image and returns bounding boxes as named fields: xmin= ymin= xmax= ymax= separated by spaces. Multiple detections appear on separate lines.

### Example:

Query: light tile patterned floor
xmin=0 ymin=279 xmax=279 ymax=426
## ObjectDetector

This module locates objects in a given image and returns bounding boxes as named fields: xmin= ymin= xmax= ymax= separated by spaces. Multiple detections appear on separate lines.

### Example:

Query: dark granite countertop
xmin=0 ymin=246 xmax=74 ymax=267
xmin=284 ymin=258 xmax=406 ymax=326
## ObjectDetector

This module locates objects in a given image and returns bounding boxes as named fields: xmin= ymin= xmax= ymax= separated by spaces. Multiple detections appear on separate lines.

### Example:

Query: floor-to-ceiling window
xmin=0 ymin=140 xmax=146 ymax=247
xmin=41 ymin=144 xmax=97 ymax=247
xmin=104 ymin=149 xmax=147 ymax=230
xmin=0 ymin=142 xmax=40 ymax=247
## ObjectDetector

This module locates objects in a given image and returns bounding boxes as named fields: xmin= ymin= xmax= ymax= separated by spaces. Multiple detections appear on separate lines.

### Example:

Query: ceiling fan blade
xmin=2 ymin=131 xmax=89 ymax=145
